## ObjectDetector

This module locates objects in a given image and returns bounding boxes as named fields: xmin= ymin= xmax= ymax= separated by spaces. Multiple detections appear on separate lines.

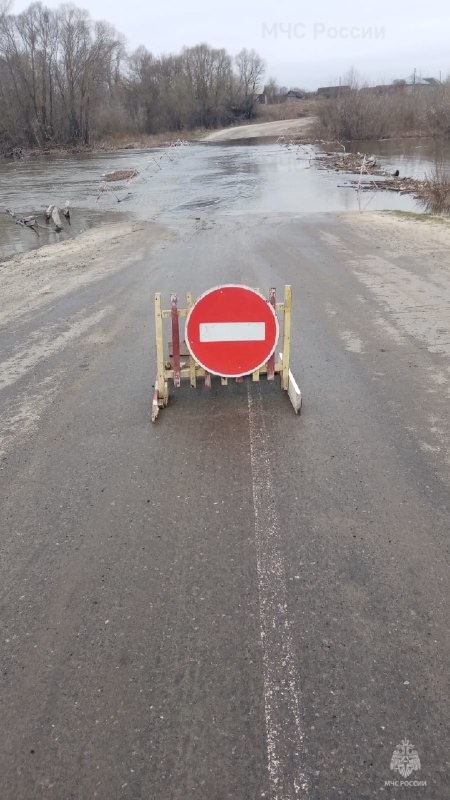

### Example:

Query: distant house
xmin=316 ymin=85 xmax=351 ymax=98
xmin=423 ymin=77 xmax=441 ymax=87
xmin=367 ymin=83 xmax=408 ymax=95
xmin=284 ymin=89 xmax=306 ymax=101
xmin=393 ymin=75 xmax=441 ymax=90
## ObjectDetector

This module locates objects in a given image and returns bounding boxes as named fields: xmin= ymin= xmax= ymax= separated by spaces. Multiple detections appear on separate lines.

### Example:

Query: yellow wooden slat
xmin=186 ymin=291 xmax=197 ymax=388
xmin=281 ymin=285 xmax=292 ymax=391
xmin=154 ymin=293 xmax=166 ymax=399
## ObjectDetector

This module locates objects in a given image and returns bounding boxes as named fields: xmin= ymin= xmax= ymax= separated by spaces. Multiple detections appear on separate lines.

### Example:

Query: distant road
xmin=201 ymin=116 xmax=315 ymax=141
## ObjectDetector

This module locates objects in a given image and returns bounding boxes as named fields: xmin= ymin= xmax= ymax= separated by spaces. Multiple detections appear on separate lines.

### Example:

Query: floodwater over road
xmin=347 ymin=135 xmax=450 ymax=178
xmin=1 ymin=136 xmax=438 ymax=262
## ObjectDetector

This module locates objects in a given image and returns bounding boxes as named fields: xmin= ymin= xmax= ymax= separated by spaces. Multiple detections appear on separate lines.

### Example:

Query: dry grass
xmin=103 ymin=169 xmax=139 ymax=182
xmin=315 ymin=88 xmax=428 ymax=141
xmin=255 ymin=98 xmax=321 ymax=122
xmin=92 ymin=128 xmax=206 ymax=150
xmin=422 ymin=161 xmax=450 ymax=213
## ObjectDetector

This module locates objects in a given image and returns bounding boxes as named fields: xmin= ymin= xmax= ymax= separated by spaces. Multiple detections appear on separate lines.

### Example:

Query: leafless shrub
xmin=422 ymin=160 xmax=450 ymax=213
xmin=426 ymin=85 xmax=450 ymax=136
xmin=315 ymin=87 xmax=427 ymax=141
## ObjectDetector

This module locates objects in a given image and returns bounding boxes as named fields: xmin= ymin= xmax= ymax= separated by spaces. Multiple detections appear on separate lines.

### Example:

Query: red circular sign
xmin=185 ymin=285 xmax=279 ymax=378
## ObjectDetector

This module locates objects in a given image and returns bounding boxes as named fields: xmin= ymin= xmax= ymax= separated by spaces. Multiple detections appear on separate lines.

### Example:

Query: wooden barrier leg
xmin=282 ymin=285 xmax=292 ymax=391
xmin=267 ymin=287 xmax=276 ymax=380
xmin=155 ymin=292 xmax=166 ymax=399
xmin=171 ymin=293 xmax=181 ymax=388
xmin=152 ymin=292 xmax=168 ymax=421
xmin=186 ymin=292 xmax=197 ymax=388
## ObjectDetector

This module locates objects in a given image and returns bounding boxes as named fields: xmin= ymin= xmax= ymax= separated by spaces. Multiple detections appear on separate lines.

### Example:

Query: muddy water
xmin=0 ymin=137 xmax=440 ymax=262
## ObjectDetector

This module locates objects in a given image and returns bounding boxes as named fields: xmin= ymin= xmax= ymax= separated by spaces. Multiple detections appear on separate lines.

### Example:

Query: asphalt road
xmin=1 ymin=198 xmax=449 ymax=799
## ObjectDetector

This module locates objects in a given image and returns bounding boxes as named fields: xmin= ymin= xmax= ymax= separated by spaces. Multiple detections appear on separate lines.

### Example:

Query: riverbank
xmin=3 ymin=117 xmax=317 ymax=158
xmin=2 ymin=131 xmax=200 ymax=160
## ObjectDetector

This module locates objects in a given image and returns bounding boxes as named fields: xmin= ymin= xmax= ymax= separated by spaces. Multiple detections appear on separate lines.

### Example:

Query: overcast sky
xmin=10 ymin=0 xmax=450 ymax=89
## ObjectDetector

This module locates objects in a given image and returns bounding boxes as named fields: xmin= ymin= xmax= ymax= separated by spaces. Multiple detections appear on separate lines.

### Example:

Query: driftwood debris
xmin=338 ymin=176 xmax=424 ymax=196
xmin=6 ymin=202 xmax=71 ymax=236
xmin=51 ymin=205 xmax=63 ymax=232
xmin=103 ymin=169 xmax=138 ymax=183
xmin=5 ymin=208 xmax=39 ymax=235
xmin=314 ymin=151 xmax=384 ymax=175
xmin=5 ymin=147 xmax=23 ymax=159
xmin=313 ymin=150 xmax=432 ymax=204
xmin=44 ymin=203 xmax=69 ymax=231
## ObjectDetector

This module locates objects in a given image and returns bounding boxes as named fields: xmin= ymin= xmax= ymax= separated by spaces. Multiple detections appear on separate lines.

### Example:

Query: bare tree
xmin=0 ymin=1 xmax=267 ymax=150
xmin=263 ymin=77 xmax=283 ymax=104
xmin=183 ymin=43 xmax=233 ymax=127
xmin=235 ymin=48 xmax=265 ymax=117
xmin=54 ymin=5 xmax=123 ymax=143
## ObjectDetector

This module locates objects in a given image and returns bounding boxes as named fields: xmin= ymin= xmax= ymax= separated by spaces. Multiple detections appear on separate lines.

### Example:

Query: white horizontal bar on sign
xmin=199 ymin=322 xmax=266 ymax=342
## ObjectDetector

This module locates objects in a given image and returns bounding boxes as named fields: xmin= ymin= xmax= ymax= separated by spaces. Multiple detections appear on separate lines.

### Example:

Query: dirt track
xmin=201 ymin=116 xmax=315 ymax=141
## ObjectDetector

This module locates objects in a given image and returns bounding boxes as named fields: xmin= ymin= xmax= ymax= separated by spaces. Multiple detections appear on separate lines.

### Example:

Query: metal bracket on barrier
xmin=151 ymin=285 xmax=301 ymax=421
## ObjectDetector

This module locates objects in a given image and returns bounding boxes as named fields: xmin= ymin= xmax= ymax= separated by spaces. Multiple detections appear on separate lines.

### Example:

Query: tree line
xmin=0 ymin=1 xmax=265 ymax=151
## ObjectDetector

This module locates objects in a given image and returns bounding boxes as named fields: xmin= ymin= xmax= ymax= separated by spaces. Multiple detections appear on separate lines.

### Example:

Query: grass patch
xmin=383 ymin=210 xmax=450 ymax=225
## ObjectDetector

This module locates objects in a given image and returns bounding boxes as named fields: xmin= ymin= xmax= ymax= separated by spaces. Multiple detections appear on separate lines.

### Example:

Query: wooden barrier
xmin=151 ymin=285 xmax=301 ymax=421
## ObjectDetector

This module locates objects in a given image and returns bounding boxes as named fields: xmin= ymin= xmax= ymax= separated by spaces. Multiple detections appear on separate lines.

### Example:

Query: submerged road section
xmin=0 ymin=145 xmax=449 ymax=800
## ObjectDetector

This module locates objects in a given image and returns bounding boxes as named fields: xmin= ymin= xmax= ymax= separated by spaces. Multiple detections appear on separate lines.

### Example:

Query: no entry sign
xmin=185 ymin=285 xmax=279 ymax=377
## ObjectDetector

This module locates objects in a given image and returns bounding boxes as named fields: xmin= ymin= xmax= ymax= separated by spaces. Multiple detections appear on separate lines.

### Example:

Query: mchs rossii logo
xmin=384 ymin=739 xmax=427 ymax=788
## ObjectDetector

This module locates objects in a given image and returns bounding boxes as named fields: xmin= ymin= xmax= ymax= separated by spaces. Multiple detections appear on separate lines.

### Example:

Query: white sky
xmin=10 ymin=0 xmax=450 ymax=89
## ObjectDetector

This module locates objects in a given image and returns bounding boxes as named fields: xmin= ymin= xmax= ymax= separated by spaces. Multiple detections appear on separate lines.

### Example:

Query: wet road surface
xmin=0 ymin=147 xmax=449 ymax=800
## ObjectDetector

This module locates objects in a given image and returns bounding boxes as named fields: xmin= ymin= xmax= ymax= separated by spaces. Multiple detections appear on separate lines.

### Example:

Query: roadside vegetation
xmin=423 ymin=161 xmax=450 ymax=213
xmin=314 ymin=81 xmax=450 ymax=213
xmin=255 ymin=98 xmax=320 ymax=123
xmin=0 ymin=0 xmax=265 ymax=153
xmin=315 ymin=83 xmax=450 ymax=142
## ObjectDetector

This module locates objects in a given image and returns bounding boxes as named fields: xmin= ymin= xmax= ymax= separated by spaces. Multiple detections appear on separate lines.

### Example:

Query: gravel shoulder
xmin=0 ymin=220 xmax=172 ymax=328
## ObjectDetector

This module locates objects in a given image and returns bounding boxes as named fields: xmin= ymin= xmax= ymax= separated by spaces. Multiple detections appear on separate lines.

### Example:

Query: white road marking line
xmin=247 ymin=386 xmax=309 ymax=799
xmin=199 ymin=321 xmax=265 ymax=342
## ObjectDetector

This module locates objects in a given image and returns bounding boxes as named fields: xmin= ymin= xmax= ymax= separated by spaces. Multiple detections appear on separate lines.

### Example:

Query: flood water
xmin=0 ymin=136 xmax=445 ymax=262
xmin=346 ymin=137 xmax=450 ymax=179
